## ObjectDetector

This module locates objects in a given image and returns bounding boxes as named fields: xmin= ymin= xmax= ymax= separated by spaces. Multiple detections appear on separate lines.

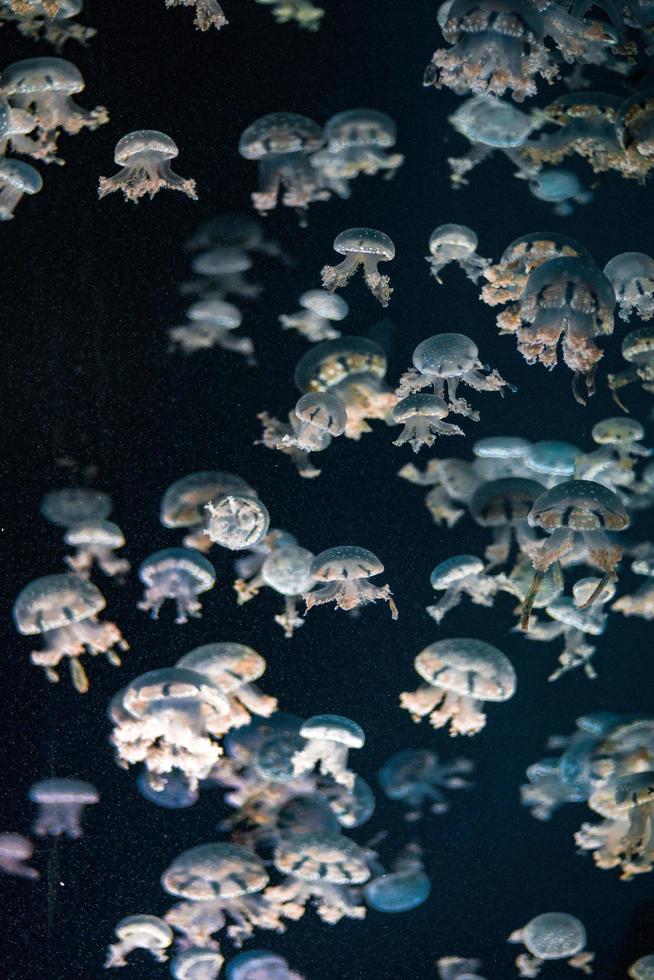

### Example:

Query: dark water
xmin=3 ymin=2 xmax=654 ymax=978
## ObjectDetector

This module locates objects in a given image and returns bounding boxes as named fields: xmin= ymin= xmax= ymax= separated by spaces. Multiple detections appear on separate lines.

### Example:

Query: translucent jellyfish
xmin=99 ymin=131 xmax=197 ymax=203
xmin=291 ymin=714 xmax=364 ymax=790
xmin=608 ymin=324 xmax=654 ymax=409
xmin=254 ymin=0 xmax=324 ymax=30
xmin=64 ymin=519 xmax=130 ymax=580
xmin=400 ymin=638 xmax=516 ymax=736
xmin=170 ymin=299 xmax=253 ymax=363
xmin=579 ymin=417 xmax=651 ymax=487
xmin=303 ymin=545 xmax=398 ymax=619
xmin=399 ymin=455 xmax=481 ymax=527
xmin=311 ymin=109 xmax=403 ymax=196
xmin=392 ymin=393 xmax=464 ymax=452
xmin=630 ymin=955 xmax=654 ymax=979
xmin=165 ymin=0 xmax=227 ymax=31
xmin=177 ymin=643 xmax=278 ymax=727
xmin=0 ymin=158 xmax=42 ymax=219
xmin=603 ymin=252 xmax=654 ymax=324
xmin=617 ymin=90 xmax=654 ymax=182
xmin=426 ymin=224 xmax=490 ymax=285
xmin=363 ymin=848 xmax=431 ymax=913
xmin=321 ymin=228 xmax=395 ymax=306
xmin=41 ymin=486 xmax=112 ymax=527
xmin=427 ymin=554 xmax=499 ymax=623
xmin=513 ymin=256 xmax=616 ymax=403
xmin=0 ymin=833 xmax=38 ymax=879
xmin=528 ymin=169 xmax=592 ymax=217
xmin=105 ymin=914 xmax=173 ymax=969
xmin=238 ymin=112 xmax=326 ymax=217
xmin=258 ymin=392 xmax=347 ymax=479
xmin=160 ymin=471 xmax=255 ymax=552
xmin=261 ymin=545 xmax=315 ymax=637
xmin=137 ymin=768 xmax=199 ymax=809
xmin=170 ymin=947 xmax=225 ymax=980
xmin=1 ymin=56 xmax=107 ymax=162
xmin=138 ymin=548 xmax=216 ymax=624
xmin=521 ymin=93 xmax=624 ymax=174
xmin=612 ymin=558 xmax=654 ymax=621
xmin=398 ymin=333 xmax=515 ymax=421
xmin=447 ymin=94 xmax=543 ymax=186
xmin=496 ymin=554 xmax=564 ymax=618
xmin=186 ymin=211 xmax=284 ymax=258
xmin=509 ymin=912 xmax=593 ymax=977
xmin=13 ymin=572 xmax=127 ymax=692
xmin=279 ymin=290 xmax=348 ymax=343
xmin=29 ymin=778 xmax=98 ymax=838
xmin=470 ymin=477 xmax=545 ymax=569
xmin=0 ymin=0 xmax=96 ymax=49
xmin=524 ymin=440 xmax=580 ymax=482
xmin=321 ymin=774 xmax=376 ymax=829
xmin=378 ymin=747 xmax=474 ymax=820
xmin=473 ymin=434 xmax=531 ymax=480
xmin=519 ymin=479 xmax=629 ymax=630
xmin=437 ymin=957 xmax=487 ymax=980
xmin=226 ymin=949 xmax=304 ymax=980
xmin=232 ymin=528 xmax=298 ymax=599
xmin=205 ymin=495 xmax=270 ymax=551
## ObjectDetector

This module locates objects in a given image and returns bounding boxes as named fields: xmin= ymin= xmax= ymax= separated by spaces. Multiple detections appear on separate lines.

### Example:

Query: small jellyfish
xmin=98 ymin=131 xmax=197 ymax=202
xmin=427 ymin=555 xmax=499 ymax=624
xmin=105 ymin=914 xmax=173 ymax=969
xmin=254 ymin=0 xmax=324 ymax=31
xmin=524 ymin=441 xmax=580 ymax=482
xmin=608 ymin=324 xmax=654 ymax=410
xmin=170 ymin=947 xmax=225 ymax=980
xmin=392 ymin=393 xmax=464 ymax=453
xmin=528 ymin=169 xmax=593 ymax=217
xmin=1 ymin=0 xmax=96 ymax=49
xmin=472 ymin=435 xmax=532 ymax=480
xmin=258 ymin=392 xmax=346 ymax=479
xmin=0 ymin=158 xmax=42 ymax=219
xmin=426 ymin=224 xmax=490 ymax=285
xmin=447 ymin=94 xmax=543 ymax=185
xmin=261 ymin=544 xmax=315 ymax=637
xmin=580 ymin=417 xmax=651 ymax=487
xmin=177 ymin=643 xmax=278 ymax=727
xmin=226 ymin=949 xmax=304 ymax=980
xmin=437 ymin=957 xmax=487 ymax=980
xmin=630 ymin=955 xmax=654 ymax=979
xmin=400 ymin=638 xmax=516 ymax=736
xmin=509 ymin=911 xmax=593 ymax=977
xmin=398 ymin=333 xmax=514 ymax=420
xmin=470 ymin=476 xmax=545 ymax=569
xmin=604 ymin=252 xmax=654 ymax=322
xmin=378 ymin=747 xmax=474 ymax=820
xmin=29 ymin=778 xmax=98 ymax=838
xmin=160 ymin=470 xmax=256 ymax=552
xmin=40 ymin=486 xmax=112 ymax=527
xmin=321 ymin=228 xmax=395 ymax=306
xmin=321 ymin=774 xmax=376 ymax=829
xmin=303 ymin=545 xmax=398 ymax=619
xmin=13 ymin=572 xmax=128 ymax=692
xmin=279 ymin=290 xmax=348 ymax=343
xmin=292 ymin=714 xmax=365 ymax=789
xmin=138 ymin=548 xmax=216 ymax=624
xmin=0 ymin=833 xmax=38 ymax=879
xmin=64 ymin=519 xmax=130 ymax=580
xmin=363 ymin=849 xmax=431 ymax=914
xmin=170 ymin=299 xmax=253 ymax=363
xmin=204 ymin=494 xmax=270 ymax=551
xmin=165 ymin=0 xmax=227 ymax=31
xmin=189 ymin=245 xmax=261 ymax=301
xmin=311 ymin=108 xmax=403 ymax=195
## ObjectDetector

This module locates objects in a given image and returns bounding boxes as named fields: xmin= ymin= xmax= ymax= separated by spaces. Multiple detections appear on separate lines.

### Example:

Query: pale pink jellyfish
xmin=138 ymin=548 xmax=216 ymax=624
xmin=105 ymin=914 xmax=173 ymax=969
xmin=321 ymin=228 xmax=395 ymax=306
xmin=29 ymin=778 xmax=98 ymax=837
xmin=98 ymin=131 xmax=197 ymax=202
xmin=303 ymin=546 xmax=398 ymax=619
xmin=176 ymin=643 xmax=278 ymax=727
xmin=165 ymin=0 xmax=227 ymax=31
xmin=64 ymin=519 xmax=130 ymax=580
xmin=292 ymin=714 xmax=364 ymax=789
xmin=0 ymin=833 xmax=38 ymax=879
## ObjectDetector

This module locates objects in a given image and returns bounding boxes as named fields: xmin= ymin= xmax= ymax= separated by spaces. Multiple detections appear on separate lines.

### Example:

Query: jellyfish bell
xmin=304 ymin=545 xmax=398 ymax=619
xmin=98 ymin=130 xmax=197 ymax=202
xmin=138 ymin=548 xmax=216 ymax=624
xmin=363 ymin=866 xmax=431 ymax=913
xmin=105 ymin=914 xmax=173 ymax=969
xmin=205 ymin=494 xmax=270 ymax=551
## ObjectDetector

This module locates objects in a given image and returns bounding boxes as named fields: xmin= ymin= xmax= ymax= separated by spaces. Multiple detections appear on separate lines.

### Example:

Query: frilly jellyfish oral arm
xmin=322 ymin=254 xmax=393 ymax=306
xmin=548 ymin=630 xmax=598 ymax=682
xmin=165 ymin=0 xmax=228 ymax=31
xmin=304 ymin=578 xmax=398 ymax=619
xmin=275 ymin=595 xmax=305 ymax=637
xmin=393 ymin=416 xmax=464 ymax=452
xmin=98 ymin=157 xmax=197 ymax=203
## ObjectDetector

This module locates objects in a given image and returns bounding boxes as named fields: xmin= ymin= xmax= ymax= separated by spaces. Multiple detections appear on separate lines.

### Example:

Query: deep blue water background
xmin=2 ymin=1 xmax=654 ymax=977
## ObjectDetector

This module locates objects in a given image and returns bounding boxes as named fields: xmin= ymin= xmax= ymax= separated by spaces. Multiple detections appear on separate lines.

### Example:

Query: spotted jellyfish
xmin=303 ymin=545 xmax=398 ymax=619
xmin=378 ymin=747 xmax=474 ymax=820
xmin=321 ymin=228 xmax=395 ymax=306
xmin=105 ymin=915 xmax=173 ymax=969
xmin=170 ymin=947 xmax=225 ymax=980
xmin=205 ymin=494 xmax=270 ymax=551
xmin=29 ymin=778 xmax=98 ymax=838
xmin=630 ymin=955 xmax=654 ymax=979
xmin=437 ymin=957 xmax=488 ymax=980
xmin=64 ymin=519 xmax=129 ymax=580
xmin=279 ymin=290 xmax=348 ymax=343
xmin=160 ymin=470 xmax=256 ymax=552
xmin=138 ymin=548 xmax=216 ymax=624
xmin=311 ymin=109 xmax=403 ymax=197
xmin=258 ymin=392 xmax=347 ymax=479
xmin=392 ymin=393 xmax=464 ymax=452
xmin=616 ymin=90 xmax=654 ymax=182
xmin=608 ymin=324 xmax=654 ymax=409
xmin=427 ymin=555 xmax=499 ymax=624
xmin=99 ymin=131 xmax=197 ymax=203
xmin=519 ymin=479 xmax=630 ymax=630
xmin=0 ymin=833 xmax=38 ymax=879
xmin=363 ymin=844 xmax=431 ymax=914
xmin=426 ymin=224 xmax=490 ymax=285
xmin=170 ymin=299 xmax=253 ymax=363
xmin=292 ymin=715 xmax=364 ymax=790
xmin=509 ymin=912 xmax=593 ymax=977
xmin=232 ymin=528 xmax=298 ymax=600
xmin=397 ymin=333 xmax=515 ymax=421
xmin=165 ymin=0 xmax=227 ymax=31
xmin=13 ymin=572 xmax=127 ymax=692
xmin=400 ymin=638 xmax=516 ymax=736
xmin=260 ymin=545 xmax=315 ymax=637
xmin=177 ymin=643 xmax=278 ymax=728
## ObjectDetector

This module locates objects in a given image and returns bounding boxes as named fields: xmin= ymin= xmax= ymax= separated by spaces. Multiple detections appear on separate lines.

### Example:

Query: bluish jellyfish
xmin=524 ymin=441 xmax=580 ymax=483
xmin=138 ymin=548 xmax=216 ymax=624
xmin=64 ymin=519 xmax=130 ymax=580
xmin=509 ymin=912 xmax=593 ymax=977
xmin=137 ymin=769 xmax=199 ymax=810
xmin=426 ymin=224 xmax=490 ymax=284
xmin=276 ymin=793 xmax=341 ymax=838
xmin=447 ymin=94 xmax=543 ymax=185
xmin=630 ymin=955 xmax=654 ymax=979
xmin=293 ymin=714 xmax=365 ymax=789
xmin=40 ymin=487 xmax=112 ymax=528
xmin=608 ymin=324 xmax=654 ymax=410
xmin=279 ymin=290 xmax=348 ymax=342
xmin=160 ymin=470 xmax=255 ymax=552
xmin=29 ymin=778 xmax=98 ymax=837
xmin=427 ymin=555 xmax=498 ymax=624
xmin=169 ymin=946 xmax=225 ymax=979
xmin=260 ymin=544 xmax=315 ymax=637
xmin=105 ymin=914 xmax=173 ymax=968
xmin=232 ymin=528 xmax=298 ymax=599
xmin=321 ymin=228 xmax=395 ymax=306
xmin=303 ymin=545 xmax=398 ymax=619
xmin=204 ymin=494 xmax=270 ymax=551
xmin=320 ymin=774 xmax=376 ymax=829
xmin=189 ymin=244 xmax=260 ymax=302
xmin=378 ymin=748 xmax=474 ymax=819
xmin=99 ymin=131 xmax=197 ymax=202
xmin=0 ymin=158 xmax=42 ymax=218
xmin=528 ymin=169 xmax=592 ymax=217
xmin=0 ymin=833 xmax=38 ymax=879
xmin=165 ymin=0 xmax=227 ymax=31
xmin=226 ymin=949 xmax=304 ymax=980
xmin=604 ymin=252 xmax=654 ymax=322
xmin=364 ymin=864 xmax=431 ymax=913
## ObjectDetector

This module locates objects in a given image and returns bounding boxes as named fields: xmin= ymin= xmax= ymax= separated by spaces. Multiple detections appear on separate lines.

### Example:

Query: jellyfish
xmin=29 ymin=778 xmax=98 ymax=838
xmin=160 ymin=471 xmax=256 ymax=552
xmin=63 ymin=519 xmax=130 ymax=580
xmin=0 ymin=833 xmax=39 ymax=879
xmin=303 ymin=546 xmax=398 ymax=619
xmin=279 ymin=290 xmax=348 ymax=342
xmin=1 ymin=56 xmax=107 ymax=162
xmin=99 ymin=131 xmax=197 ymax=202
xmin=292 ymin=715 xmax=364 ymax=790
xmin=427 ymin=555 xmax=499 ymax=624
xmin=471 ymin=477 xmax=545 ymax=569
xmin=519 ymin=480 xmax=629 ymax=630
xmin=238 ymin=112 xmax=327 ymax=217
xmin=170 ymin=947 xmax=225 ymax=980
xmin=496 ymin=554 xmax=564 ymax=623
xmin=258 ymin=392 xmax=347 ymax=479
xmin=13 ymin=572 xmax=128 ymax=692
xmin=521 ymin=93 xmax=624 ymax=174
xmin=205 ymin=494 xmax=270 ymax=551
xmin=578 ymin=417 xmax=651 ymax=489
xmin=0 ymin=0 xmax=96 ymax=49
xmin=177 ymin=643 xmax=278 ymax=727
xmin=40 ymin=486 xmax=112 ymax=527
xmin=321 ymin=228 xmax=395 ymax=306
xmin=187 ymin=244 xmax=262 ymax=302
xmin=612 ymin=555 xmax=654 ymax=621
xmin=437 ymin=958 xmax=488 ymax=980
xmin=524 ymin=440 xmax=580 ymax=483
xmin=105 ymin=914 xmax=173 ymax=969
xmin=260 ymin=545 xmax=315 ymax=637
xmin=186 ymin=211 xmax=285 ymax=260
xmin=630 ymin=955 xmax=654 ymax=979
xmin=528 ymin=169 xmax=593 ymax=217
xmin=397 ymin=333 xmax=515 ymax=420
xmin=165 ymin=0 xmax=227 ymax=31
xmin=232 ymin=528 xmax=298 ymax=599
xmin=226 ymin=949 xmax=304 ymax=980
xmin=321 ymin=774 xmax=376 ymax=829
xmin=426 ymin=224 xmax=490 ymax=285
xmin=310 ymin=109 xmax=403 ymax=195
xmin=170 ymin=299 xmax=253 ymax=362
xmin=363 ymin=846 xmax=431 ymax=914
xmin=472 ymin=435 xmax=531 ymax=480
xmin=400 ymin=638 xmax=516 ymax=736
xmin=254 ymin=0 xmax=324 ymax=30
xmin=137 ymin=768 xmax=199 ymax=809
xmin=0 ymin=158 xmax=42 ymax=219
xmin=608 ymin=324 xmax=654 ymax=409
xmin=617 ymin=90 xmax=654 ymax=182
xmin=602 ymin=252 xmax=654 ymax=325
xmin=509 ymin=912 xmax=594 ymax=977
xmin=138 ymin=548 xmax=216 ymax=624
xmin=392 ymin=393 xmax=464 ymax=452
xmin=378 ymin=747 xmax=474 ymax=820
xmin=399 ymin=456 xmax=481 ymax=527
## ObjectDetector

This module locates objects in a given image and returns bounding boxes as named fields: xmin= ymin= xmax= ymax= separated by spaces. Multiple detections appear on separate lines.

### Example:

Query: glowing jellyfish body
xmin=105 ymin=914 xmax=173 ymax=968
xmin=292 ymin=714 xmax=364 ymax=790
xmin=40 ymin=487 xmax=112 ymax=527
xmin=529 ymin=169 xmax=592 ymax=217
xmin=138 ymin=548 xmax=216 ymax=624
xmin=400 ymin=638 xmax=516 ymax=736
xmin=160 ymin=471 xmax=255 ymax=552
xmin=259 ymin=392 xmax=346 ymax=479
xmin=509 ymin=912 xmax=593 ymax=977
xmin=303 ymin=545 xmax=398 ymax=619
xmin=0 ymin=833 xmax=38 ymax=879
xmin=604 ymin=253 xmax=654 ymax=322
xmin=13 ymin=572 xmax=127 ymax=692
xmin=29 ymin=777 xmax=98 ymax=837
xmin=364 ymin=865 xmax=431 ymax=913
xmin=427 ymin=555 xmax=498 ymax=624
xmin=426 ymin=224 xmax=490 ymax=285
xmin=171 ymin=299 xmax=253 ymax=363
xmin=473 ymin=435 xmax=531 ymax=480
xmin=447 ymin=94 xmax=543 ymax=185
xmin=321 ymin=228 xmax=395 ymax=306
xmin=170 ymin=947 xmax=225 ymax=979
xmin=226 ymin=949 xmax=304 ymax=980
xmin=311 ymin=109 xmax=403 ymax=195
xmin=177 ymin=643 xmax=278 ymax=727
xmin=0 ymin=158 xmax=42 ymax=219
xmin=378 ymin=748 xmax=474 ymax=820
xmin=279 ymin=290 xmax=348 ymax=342
xmin=205 ymin=494 xmax=270 ymax=550
xmin=524 ymin=441 xmax=579 ymax=482
xmin=64 ymin=519 xmax=130 ymax=580
xmin=165 ymin=0 xmax=227 ymax=31
xmin=99 ymin=131 xmax=197 ymax=202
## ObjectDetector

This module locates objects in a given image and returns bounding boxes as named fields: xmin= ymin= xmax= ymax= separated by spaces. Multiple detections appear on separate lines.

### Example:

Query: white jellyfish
xmin=29 ymin=778 xmax=99 ymax=837
xmin=303 ymin=545 xmax=398 ymax=619
xmin=509 ymin=912 xmax=594 ymax=977
xmin=138 ymin=548 xmax=216 ymax=624
xmin=105 ymin=914 xmax=173 ymax=968
xmin=98 ymin=131 xmax=197 ymax=202
xmin=321 ymin=228 xmax=395 ymax=306
xmin=204 ymin=494 xmax=270 ymax=551
xmin=292 ymin=714 xmax=365 ymax=789
xmin=426 ymin=224 xmax=490 ymax=285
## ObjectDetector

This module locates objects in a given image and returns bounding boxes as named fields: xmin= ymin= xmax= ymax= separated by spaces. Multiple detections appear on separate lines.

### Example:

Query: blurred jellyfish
xmin=205 ymin=494 xmax=270 ymax=551
xmin=426 ymin=224 xmax=490 ymax=285
xmin=608 ymin=324 xmax=654 ymax=409
xmin=378 ymin=747 xmax=474 ymax=820
xmin=630 ymin=955 xmax=654 ymax=979
xmin=258 ymin=392 xmax=347 ymax=479
xmin=165 ymin=0 xmax=227 ymax=31
xmin=321 ymin=774 xmax=376 ymax=829
xmin=473 ymin=434 xmax=531 ymax=480
xmin=29 ymin=778 xmax=98 ymax=838
xmin=0 ymin=158 xmax=42 ymax=219
xmin=99 ymin=131 xmax=197 ymax=202
xmin=427 ymin=555 xmax=499 ymax=624
xmin=321 ymin=228 xmax=395 ymax=306
xmin=170 ymin=299 xmax=253 ymax=363
xmin=254 ymin=0 xmax=324 ymax=30
xmin=238 ymin=112 xmax=327 ymax=217
xmin=170 ymin=946 xmax=225 ymax=979
xmin=64 ymin=519 xmax=130 ymax=580
xmin=13 ymin=572 xmax=128 ymax=692
xmin=40 ymin=486 xmax=112 ymax=527
xmin=604 ymin=252 xmax=654 ymax=322
xmin=528 ymin=169 xmax=592 ymax=217
xmin=392 ymin=393 xmax=464 ymax=452
xmin=177 ymin=643 xmax=278 ymax=727
xmin=400 ymin=638 xmax=516 ymax=736
xmin=186 ymin=211 xmax=285 ymax=260
xmin=293 ymin=715 xmax=364 ymax=789
xmin=0 ymin=0 xmax=96 ymax=49
xmin=437 ymin=957 xmax=488 ymax=980
xmin=617 ymin=90 xmax=654 ymax=182
xmin=311 ymin=109 xmax=403 ymax=196
xmin=521 ymin=92 xmax=624 ymax=175
xmin=160 ymin=471 xmax=256 ymax=552
xmin=303 ymin=546 xmax=398 ymax=619
xmin=261 ymin=545 xmax=315 ymax=637
xmin=105 ymin=914 xmax=173 ymax=968
xmin=447 ymin=94 xmax=543 ymax=185
xmin=509 ymin=912 xmax=593 ymax=977
xmin=578 ymin=417 xmax=650 ymax=489
xmin=363 ymin=845 xmax=431 ymax=913
xmin=137 ymin=769 xmax=199 ymax=809
xmin=188 ymin=244 xmax=261 ymax=302
xmin=0 ymin=833 xmax=38 ymax=879
xmin=612 ymin=556 xmax=654 ymax=621
xmin=226 ymin=949 xmax=304 ymax=980
xmin=524 ymin=441 xmax=579 ymax=483
xmin=138 ymin=548 xmax=216 ymax=624
xmin=399 ymin=456 xmax=481 ymax=528
xmin=232 ymin=528 xmax=298 ymax=599
xmin=279 ymin=290 xmax=348 ymax=342
xmin=470 ymin=477 xmax=545 ymax=569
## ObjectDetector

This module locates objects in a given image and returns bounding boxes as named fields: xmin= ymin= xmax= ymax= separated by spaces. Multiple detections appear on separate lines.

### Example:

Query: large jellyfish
xmin=303 ymin=545 xmax=398 ymax=619
xmin=105 ymin=914 xmax=173 ymax=968
xmin=204 ymin=494 xmax=270 ymax=551
xmin=378 ymin=747 xmax=474 ymax=820
xmin=13 ymin=572 xmax=128 ymax=692
xmin=427 ymin=555 xmax=499 ymax=624
xmin=292 ymin=714 xmax=364 ymax=789
xmin=29 ymin=778 xmax=98 ymax=837
xmin=279 ymin=290 xmax=348 ymax=343
xmin=311 ymin=109 xmax=403 ymax=195
xmin=321 ymin=228 xmax=395 ymax=306
xmin=509 ymin=912 xmax=593 ymax=977
xmin=604 ymin=252 xmax=654 ymax=322
xmin=400 ymin=638 xmax=516 ymax=736
xmin=64 ymin=519 xmax=130 ymax=580
xmin=176 ymin=643 xmax=278 ymax=727
xmin=160 ymin=471 xmax=256 ymax=552
xmin=98 ymin=131 xmax=197 ymax=202
xmin=0 ymin=833 xmax=39 ymax=879
xmin=138 ymin=548 xmax=216 ymax=624
xmin=426 ymin=224 xmax=490 ymax=284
